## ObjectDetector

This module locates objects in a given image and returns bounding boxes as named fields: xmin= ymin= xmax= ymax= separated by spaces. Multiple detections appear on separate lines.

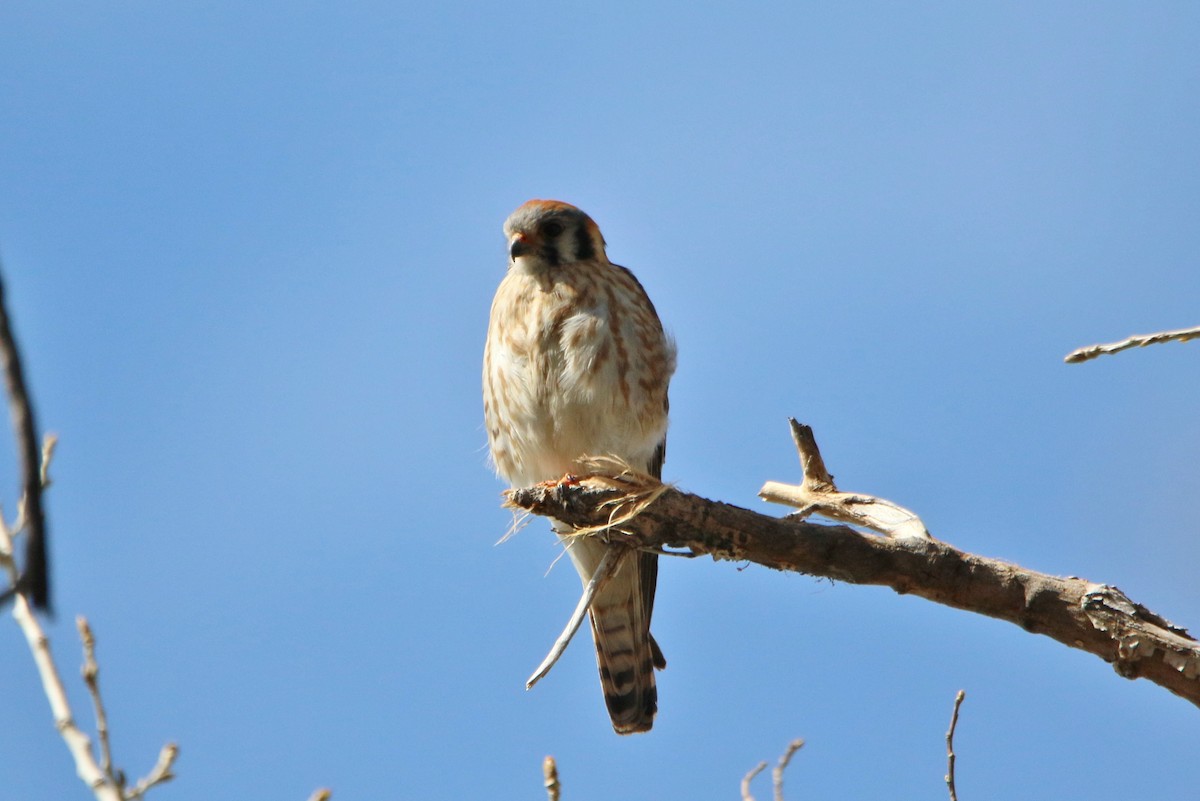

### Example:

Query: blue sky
xmin=2 ymin=2 xmax=1199 ymax=799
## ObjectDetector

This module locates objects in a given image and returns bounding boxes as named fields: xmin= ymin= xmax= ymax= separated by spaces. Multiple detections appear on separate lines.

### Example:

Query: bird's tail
xmin=573 ymin=541 xmax=664 ymax=734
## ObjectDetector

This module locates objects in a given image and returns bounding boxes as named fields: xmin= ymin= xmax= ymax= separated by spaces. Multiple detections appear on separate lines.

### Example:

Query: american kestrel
xmin=483 ymin=199 xmax=676 ymax=734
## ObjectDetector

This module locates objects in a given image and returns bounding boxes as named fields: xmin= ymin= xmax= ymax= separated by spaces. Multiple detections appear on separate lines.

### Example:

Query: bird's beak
xmin=509 ymin=232 xmax=533 ymax=261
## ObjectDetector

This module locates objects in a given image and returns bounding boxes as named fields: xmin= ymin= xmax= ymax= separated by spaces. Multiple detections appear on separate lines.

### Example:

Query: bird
xmin=483 ymin=199 xmax=676 ymax=734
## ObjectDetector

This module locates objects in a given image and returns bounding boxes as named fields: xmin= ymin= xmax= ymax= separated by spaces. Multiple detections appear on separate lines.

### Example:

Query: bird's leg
xmin=534 ymin=472 xmax=580 ymax=489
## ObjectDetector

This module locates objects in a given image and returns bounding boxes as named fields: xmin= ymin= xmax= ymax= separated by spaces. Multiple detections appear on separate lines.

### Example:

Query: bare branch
xmin=526 ymin=545 xmax=620 ymax=689
xmin=506 ymin=426 xmax=1200 ymax=710
xmin=742 ymin=739 xmax=804 ymax=801
xmin=0 ymin=267 xmax=50 ymax=610
xmin=741 ymin=761 xmax=767 ymax=801
xmin=0 ymin=266 xmax=178 ymax=799
xmin=40 ymin=433 xmax=57 ymax=488
xmin=77 ymin=617 xmax=115 ymax=779
xmin=0 ymin=464 xmax=118 ymax=799
xmin=945 ymin=691 xmax=965 ymax=801
xmin=772 ymin=738 xmax=805 ymax=801
xmin=127 ymin=743 xmax=179 ymax=800
xmin=543 ymin=756 xmax=560 ymax=801
xmin=1065 ymin=324 xmax=1200 ymax=364
xmin=759 ymin=419 xmax=930 ymax=541
xmin=10 ymin=594 xmax=121 ymax=800
xmin=2 ymin=507 xmax=176 ymax=800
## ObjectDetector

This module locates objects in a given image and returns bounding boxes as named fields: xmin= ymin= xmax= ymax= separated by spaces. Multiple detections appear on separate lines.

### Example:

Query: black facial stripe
xmin=540 ymin=241 xmax=561 ymax=266
xmin=574 ymin=224 xmax=595 ymax=261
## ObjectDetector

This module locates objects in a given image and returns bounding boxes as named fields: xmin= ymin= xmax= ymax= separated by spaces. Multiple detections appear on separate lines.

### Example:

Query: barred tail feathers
xmin=563 ymin=534 xmax=661 ymax=734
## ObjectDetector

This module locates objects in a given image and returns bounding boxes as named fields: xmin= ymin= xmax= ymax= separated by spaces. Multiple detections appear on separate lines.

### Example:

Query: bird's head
xmin=503 ymin=200 xmax=607 ymax=273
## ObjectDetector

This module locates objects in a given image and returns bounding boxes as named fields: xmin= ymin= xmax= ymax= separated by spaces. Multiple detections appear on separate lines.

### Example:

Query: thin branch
xmin=526 ymin=544 xmax=620 ymax=689
xmin=75 ymin=619 xmax=179 ymax=801
xmin=0 ymin=267 xmax=50 ymax=610
xmin=40 ymin=433 xmax=57 ymax=488
xmin=742 ymin=739 xmax=805 ymax=801
xmin=0 ymin=270 xmax=179 ymax=800
xmin=772 ymin=738 xmax=805 ymax=801
xmin=10 ymin=593 xmax=121 ymax=800
xmin=759 ymin=419 xmax=930 ymax=541
xmin=1065 ymin=324 xmax=1200 ymax=364
xmin=945 ymin=691 xmax=965 ymax=801
xmin=543 ymin=756 xmax=560 ymax=801
xmin=506 ymin=423 xmax=1200 ymax=710
xmin=10 ymin=598 xmax=180 ymax=801
xmin=741 ymin=761 xmax=767 ymax=801
xmin=0 ymin=447 xmax=118 ymax=800
xmin=126 ymin=743 xmax=179 ymax=800
xmin=0 ymin=438 xmax=175 ymax=800
xmin=77 ymin=617 xmax=115 ymax=779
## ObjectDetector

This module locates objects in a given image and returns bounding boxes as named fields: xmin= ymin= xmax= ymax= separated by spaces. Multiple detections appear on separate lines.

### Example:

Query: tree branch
xmin=126 ymin=743 xmax=180 ymax=800
xmin=760 ymin=419 xmax=930 ymax=540
xmin=740 ymin=761 xmax=767 ymax=801
xmin=78 ymin=617 xmax=116 ymax=778
xmin=741 ymin=739 xmax=804 ymax=801
xmin=771 ymin=738 xmax=804 ymax=801
xmin=0 ymin=444 xmax=121 ymax=800
xmin=506 ymin=426 xmax=1200 ymax=710
xmin=945 ymin=691 xmax=964 ymax=801
xmin=0 ymin=283 xmax=178 ymax=799
xmin=1064 ymin=323 xmax=1200 ymax=364
xmin=10 ymin=593 xmax=122 ymax=800
xmin=526 ymin=544 xmax=620 ymax=689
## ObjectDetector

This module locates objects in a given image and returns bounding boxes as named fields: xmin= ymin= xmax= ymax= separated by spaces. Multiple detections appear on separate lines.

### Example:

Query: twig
xmin=0 ymin=267 xmax=50 ymax=610
xmin=945 ymin=690 xmax=965 ymax=801
xmin=0 ymin=444 xmax=119 ymax=800
xmin=0 ymin=438 xmax=176 ymax=800
xmin=127 ymin=743 xmax=179 ymax=800
xmin=40 ymin=433 xmax=57 ymax=487
xmin=1065 ymin=324 xmax=1200 ymax=364
xmin=78 ymin=617 xmax=115 ymax=778
xmin=543 ymin=755 xmax=560 ymax=801
xmin=741 ymin=761 xmax=767 ymax=801
xmin=10 ymin=593 xmax=121 ymax=801
xmin=11 ymin=596 xmax=180 ymax=801
xmin=526 ymin=545 xmax=620 ymax=689
xmin=772 ymin=739 xmax=805 ymax=801
xmin=742 ymin=739 xmax=805 ymax=801
xmin=507 ymin=423 xmax=1200 ymax=709
xmin=0 ymin=271 xmax=178 ymax=800
xmin=759 ymin=419 xmax=930 ymax=541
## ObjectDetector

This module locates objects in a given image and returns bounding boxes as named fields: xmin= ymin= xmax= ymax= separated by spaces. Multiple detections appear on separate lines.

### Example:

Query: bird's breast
xmin=484 ymin=264 xmax=672 ymax=485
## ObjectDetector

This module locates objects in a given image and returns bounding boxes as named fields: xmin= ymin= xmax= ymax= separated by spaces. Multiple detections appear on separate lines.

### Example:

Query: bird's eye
xmin=541 ymin=221 xmax=564 ymax=238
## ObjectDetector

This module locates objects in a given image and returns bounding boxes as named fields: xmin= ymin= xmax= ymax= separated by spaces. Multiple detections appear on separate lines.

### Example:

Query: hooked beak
xmin=509 ymin=233 xmax=533 ymax=261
